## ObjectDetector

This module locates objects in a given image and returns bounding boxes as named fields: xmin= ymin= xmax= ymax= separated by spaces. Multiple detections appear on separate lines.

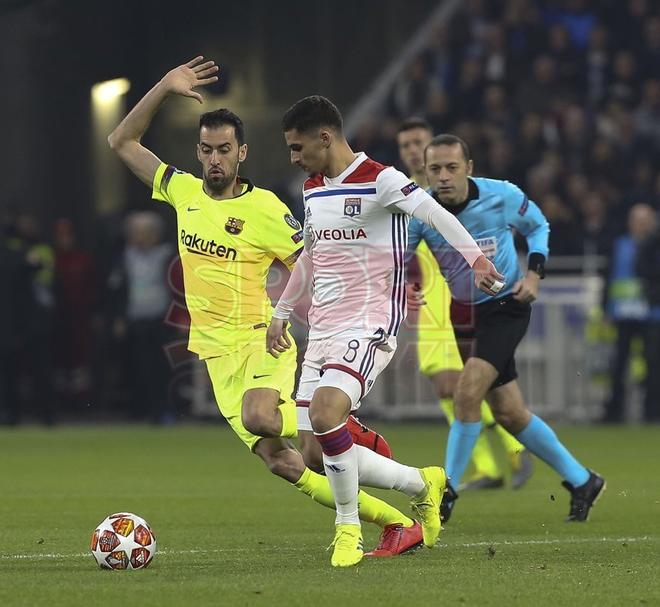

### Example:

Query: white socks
xmin=356 ymin=445 xmax=425 ymax=496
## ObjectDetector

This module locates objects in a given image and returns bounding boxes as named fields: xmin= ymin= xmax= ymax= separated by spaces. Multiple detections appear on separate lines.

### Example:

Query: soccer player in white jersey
xmin=267 ymin=96 xmax=503 ymax=567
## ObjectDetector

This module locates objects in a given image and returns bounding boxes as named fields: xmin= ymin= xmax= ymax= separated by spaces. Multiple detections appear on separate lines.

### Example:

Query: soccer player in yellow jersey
xmin=108 ymin=56 xmax=423 ymax=554
xmin=396 ymin=118 xmax=533 ymax=490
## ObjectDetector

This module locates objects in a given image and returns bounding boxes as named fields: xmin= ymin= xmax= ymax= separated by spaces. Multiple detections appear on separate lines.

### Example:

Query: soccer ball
xmin=90 ymin=512 xmax=157 ymax=570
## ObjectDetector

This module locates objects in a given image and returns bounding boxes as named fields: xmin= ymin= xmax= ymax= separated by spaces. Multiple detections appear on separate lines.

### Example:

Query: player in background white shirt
xmin=266 ymin=96 xmax=502 ymax=567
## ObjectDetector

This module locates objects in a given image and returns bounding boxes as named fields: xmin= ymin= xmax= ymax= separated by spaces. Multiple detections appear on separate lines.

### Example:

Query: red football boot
xmin=364 ymin=520 xmax=424 ymax=557
xmin=346 ymin=414 xmax=393 ymax=459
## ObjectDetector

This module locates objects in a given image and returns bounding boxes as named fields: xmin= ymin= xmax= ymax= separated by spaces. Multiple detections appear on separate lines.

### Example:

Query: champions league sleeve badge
xmin=284 ymin=214 xmax=302 ymax=230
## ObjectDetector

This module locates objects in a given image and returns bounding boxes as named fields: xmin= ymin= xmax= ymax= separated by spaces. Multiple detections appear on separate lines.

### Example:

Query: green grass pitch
xmin=0 ymin=424 xmax=658 ymax=606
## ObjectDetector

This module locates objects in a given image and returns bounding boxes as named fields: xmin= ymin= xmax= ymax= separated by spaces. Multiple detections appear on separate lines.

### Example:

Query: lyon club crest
xmin=344 ymin=197 xmax=361 ymax=217
xmin=225 ymin=217 xmax=245 ymax=235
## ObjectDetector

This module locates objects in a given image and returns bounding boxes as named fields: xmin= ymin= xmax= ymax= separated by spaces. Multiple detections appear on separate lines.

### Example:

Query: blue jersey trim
xmin=304 ymin=187 xmax=377 ymax=202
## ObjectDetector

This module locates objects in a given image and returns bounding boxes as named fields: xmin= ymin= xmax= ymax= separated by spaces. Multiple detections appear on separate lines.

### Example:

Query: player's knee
xmin=493 ymin=408 xmax=528 ymax=434
xmin=308 ymin=406 xmax=330 ymax=434
xmin=242 ymin=400 xmax=278 ymax=437
xmin=454 ymin=383 xmax=483 ymax=409
xmin=309 ymin=388 xmax=351 ymax=433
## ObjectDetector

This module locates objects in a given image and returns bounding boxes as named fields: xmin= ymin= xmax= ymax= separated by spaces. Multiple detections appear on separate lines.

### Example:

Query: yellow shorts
xmin=415 ymin=242 xmax=463 ymax=375
xmin=417 ymin=328 xmax=463 ymax=376
xmin=205 ymin=337 xmax=297 ymax=451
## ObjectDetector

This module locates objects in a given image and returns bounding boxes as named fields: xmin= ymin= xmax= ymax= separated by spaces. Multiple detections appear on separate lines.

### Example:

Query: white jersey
xmin=302 ymin=152 xmax=430 ymax=339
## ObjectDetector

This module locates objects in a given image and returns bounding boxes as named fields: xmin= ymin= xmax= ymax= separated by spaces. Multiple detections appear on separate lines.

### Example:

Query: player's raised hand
xmin=472 ymin=254 xmax=505 ymax=296
xmin=406 ymin=282 xmax=426 ymax=311
xmin=159 ymin=56 xmax=219 ymax=103
xmin=266 ymin=318 xmax=292 ymax=358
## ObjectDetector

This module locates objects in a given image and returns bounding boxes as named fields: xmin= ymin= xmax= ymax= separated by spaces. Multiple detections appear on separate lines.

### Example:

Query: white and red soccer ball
xmin=90 ymin=512 xmax=156 ymax=570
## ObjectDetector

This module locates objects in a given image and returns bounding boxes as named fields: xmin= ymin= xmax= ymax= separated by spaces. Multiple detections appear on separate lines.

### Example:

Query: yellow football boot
xmin=410 ymin=466 xmax=446 ymax=548
xmin=329 ymin=524 xmax=364 ymax=567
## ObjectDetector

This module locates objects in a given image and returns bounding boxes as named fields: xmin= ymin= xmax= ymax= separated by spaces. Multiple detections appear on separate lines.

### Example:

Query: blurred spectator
xmin=482 ymin=23 xmax=510 ymax=83
xmin=107 ymin=211 xmax=176 ymax=424
xmin=390 ymin=55 xmax=432 ymax=119
xmin=10 ymin=213 xmax=57 ymax=425
xmin=584 ymin=24 xmax=611 ymax=107
xmin=607 ymin=51 xmax=640 ymax=107
xmin=425 ymin=25 xmax=455 ymax=91
xmin=485 ymin=139 xmax=519 ymax=183
xmin=481 ymin=84 xmax=516 ymax=138
xmin=614 ymin=0 xmax=652 ymax=49
xmin=53 ymin=218 xmax=97 ymax=407
xmin=504 ymin=0 xmax=546 ymax=77
xmin=540 ymin=193 xmax=582 ymax=256
xmin=579 ymin=192 xmax=613 ymax=257
xmin=560 ymin=104 xmax=592 ymax=172
xmin=0 ymin=228 xmax=31 ymax=425
xmin=542 ymin=0 xmax=596 ymax=50
xmin=639 ymin=16 xmax=660 ymax=79
xmin=516 ymin=55 xmax=566 ymax=113
xmin=516 ymin=112 xmax=548 ymax=172
xmin=453 ymin=56 xmax=485 ymax=120
xmin=634 ymin=79 xmax=660 ymax=147
xmin=425 ymin=88 xmax=453 ymax=134
xmin=602 ymin=204 xmax=657 ymax=422
xmin=547 ymin=23 xmax=582 ymax=88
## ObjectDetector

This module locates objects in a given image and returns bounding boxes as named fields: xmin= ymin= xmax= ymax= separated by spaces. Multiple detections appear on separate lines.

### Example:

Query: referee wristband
xmin=528 ymin=253 xmax=546 ymax=279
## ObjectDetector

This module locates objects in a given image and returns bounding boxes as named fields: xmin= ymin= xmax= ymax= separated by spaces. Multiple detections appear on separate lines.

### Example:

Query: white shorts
xmin=296 ymin=328 xmax=397 ymax=432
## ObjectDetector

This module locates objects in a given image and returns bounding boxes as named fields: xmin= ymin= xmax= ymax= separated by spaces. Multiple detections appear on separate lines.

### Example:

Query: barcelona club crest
xmin=344 ymin=197 xmax=361 ymax=217
xmin=225 ymin=217 xmax=245 ymax=235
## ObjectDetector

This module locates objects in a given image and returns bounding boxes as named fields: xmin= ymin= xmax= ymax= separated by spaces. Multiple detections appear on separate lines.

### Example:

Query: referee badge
xmin=225 ymin=217 xmax=245 ymax=235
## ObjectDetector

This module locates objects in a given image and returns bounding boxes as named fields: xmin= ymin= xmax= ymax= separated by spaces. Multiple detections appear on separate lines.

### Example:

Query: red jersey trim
xmin=342 ymin=157 xmax=388 ymax=184
xmin=321 ymin=364 xmax=366 ymax=398
xmin=303 ymin=173 xmax=324 ymax=191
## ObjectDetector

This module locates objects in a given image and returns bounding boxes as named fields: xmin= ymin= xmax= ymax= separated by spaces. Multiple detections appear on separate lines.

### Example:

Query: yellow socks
xmin=494 ymin=423 xmax=525 ymax=457
xmin=440 ymin=398 xmax=456 ymax=424
xmin=277 ymin=401 xmax=298 ymax=439
xmin=471 ymin=428 xmax=501 ymax=479
xmin=441 ymin=398 xmax=501 ymax=480
xmin=480 ymin=400 xmax=526 ymax=458
xmin=480 ymin=401 xmax=496 ymax=426
xmin=294 ymin=468 xmax=412 ymax=528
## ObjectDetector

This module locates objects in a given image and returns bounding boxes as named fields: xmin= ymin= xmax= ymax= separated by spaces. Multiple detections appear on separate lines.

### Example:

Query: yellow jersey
xmin=409 ymin=175 xmax=460 ymax=374
xmin=152 ymin=163 xmax=303 ymax=359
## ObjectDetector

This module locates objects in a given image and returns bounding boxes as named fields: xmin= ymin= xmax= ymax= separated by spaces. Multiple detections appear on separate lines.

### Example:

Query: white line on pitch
xmin=0 ymin=535 xmax=655 ymax=562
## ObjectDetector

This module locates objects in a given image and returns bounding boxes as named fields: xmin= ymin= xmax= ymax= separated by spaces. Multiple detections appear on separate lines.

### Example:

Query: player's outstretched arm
xmin=408 ymin=198 xmax=504 ymax=295
xmin=108 ymin=56 xmax=219 ymax=187
xmin=379 ymin=168 xmax=504 ymax=295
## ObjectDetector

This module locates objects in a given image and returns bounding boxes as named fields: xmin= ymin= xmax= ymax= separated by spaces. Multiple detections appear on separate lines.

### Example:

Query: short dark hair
xmin=199 ymin=108 xmax=245 ymax=145
xmin=426 ymin=134 xmax=471 ymax=162
xmin=281 ymin=95 xmax=343 ymax=134
xmin=397 ymin=117 xmax=432 ymax=135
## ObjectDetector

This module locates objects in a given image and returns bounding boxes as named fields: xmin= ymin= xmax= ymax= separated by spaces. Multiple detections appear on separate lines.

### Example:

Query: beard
xmin=204 ymin=162 xmax=239 ymax=194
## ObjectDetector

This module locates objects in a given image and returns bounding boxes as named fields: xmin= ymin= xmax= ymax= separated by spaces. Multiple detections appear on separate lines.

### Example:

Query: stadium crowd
xmin=0 ymin=209 xmax=181 ymax=426
xmin=356 ymin=0 xmax=660 ymax=258
xmin=1 ymin=0 xmax=659 ymax=425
